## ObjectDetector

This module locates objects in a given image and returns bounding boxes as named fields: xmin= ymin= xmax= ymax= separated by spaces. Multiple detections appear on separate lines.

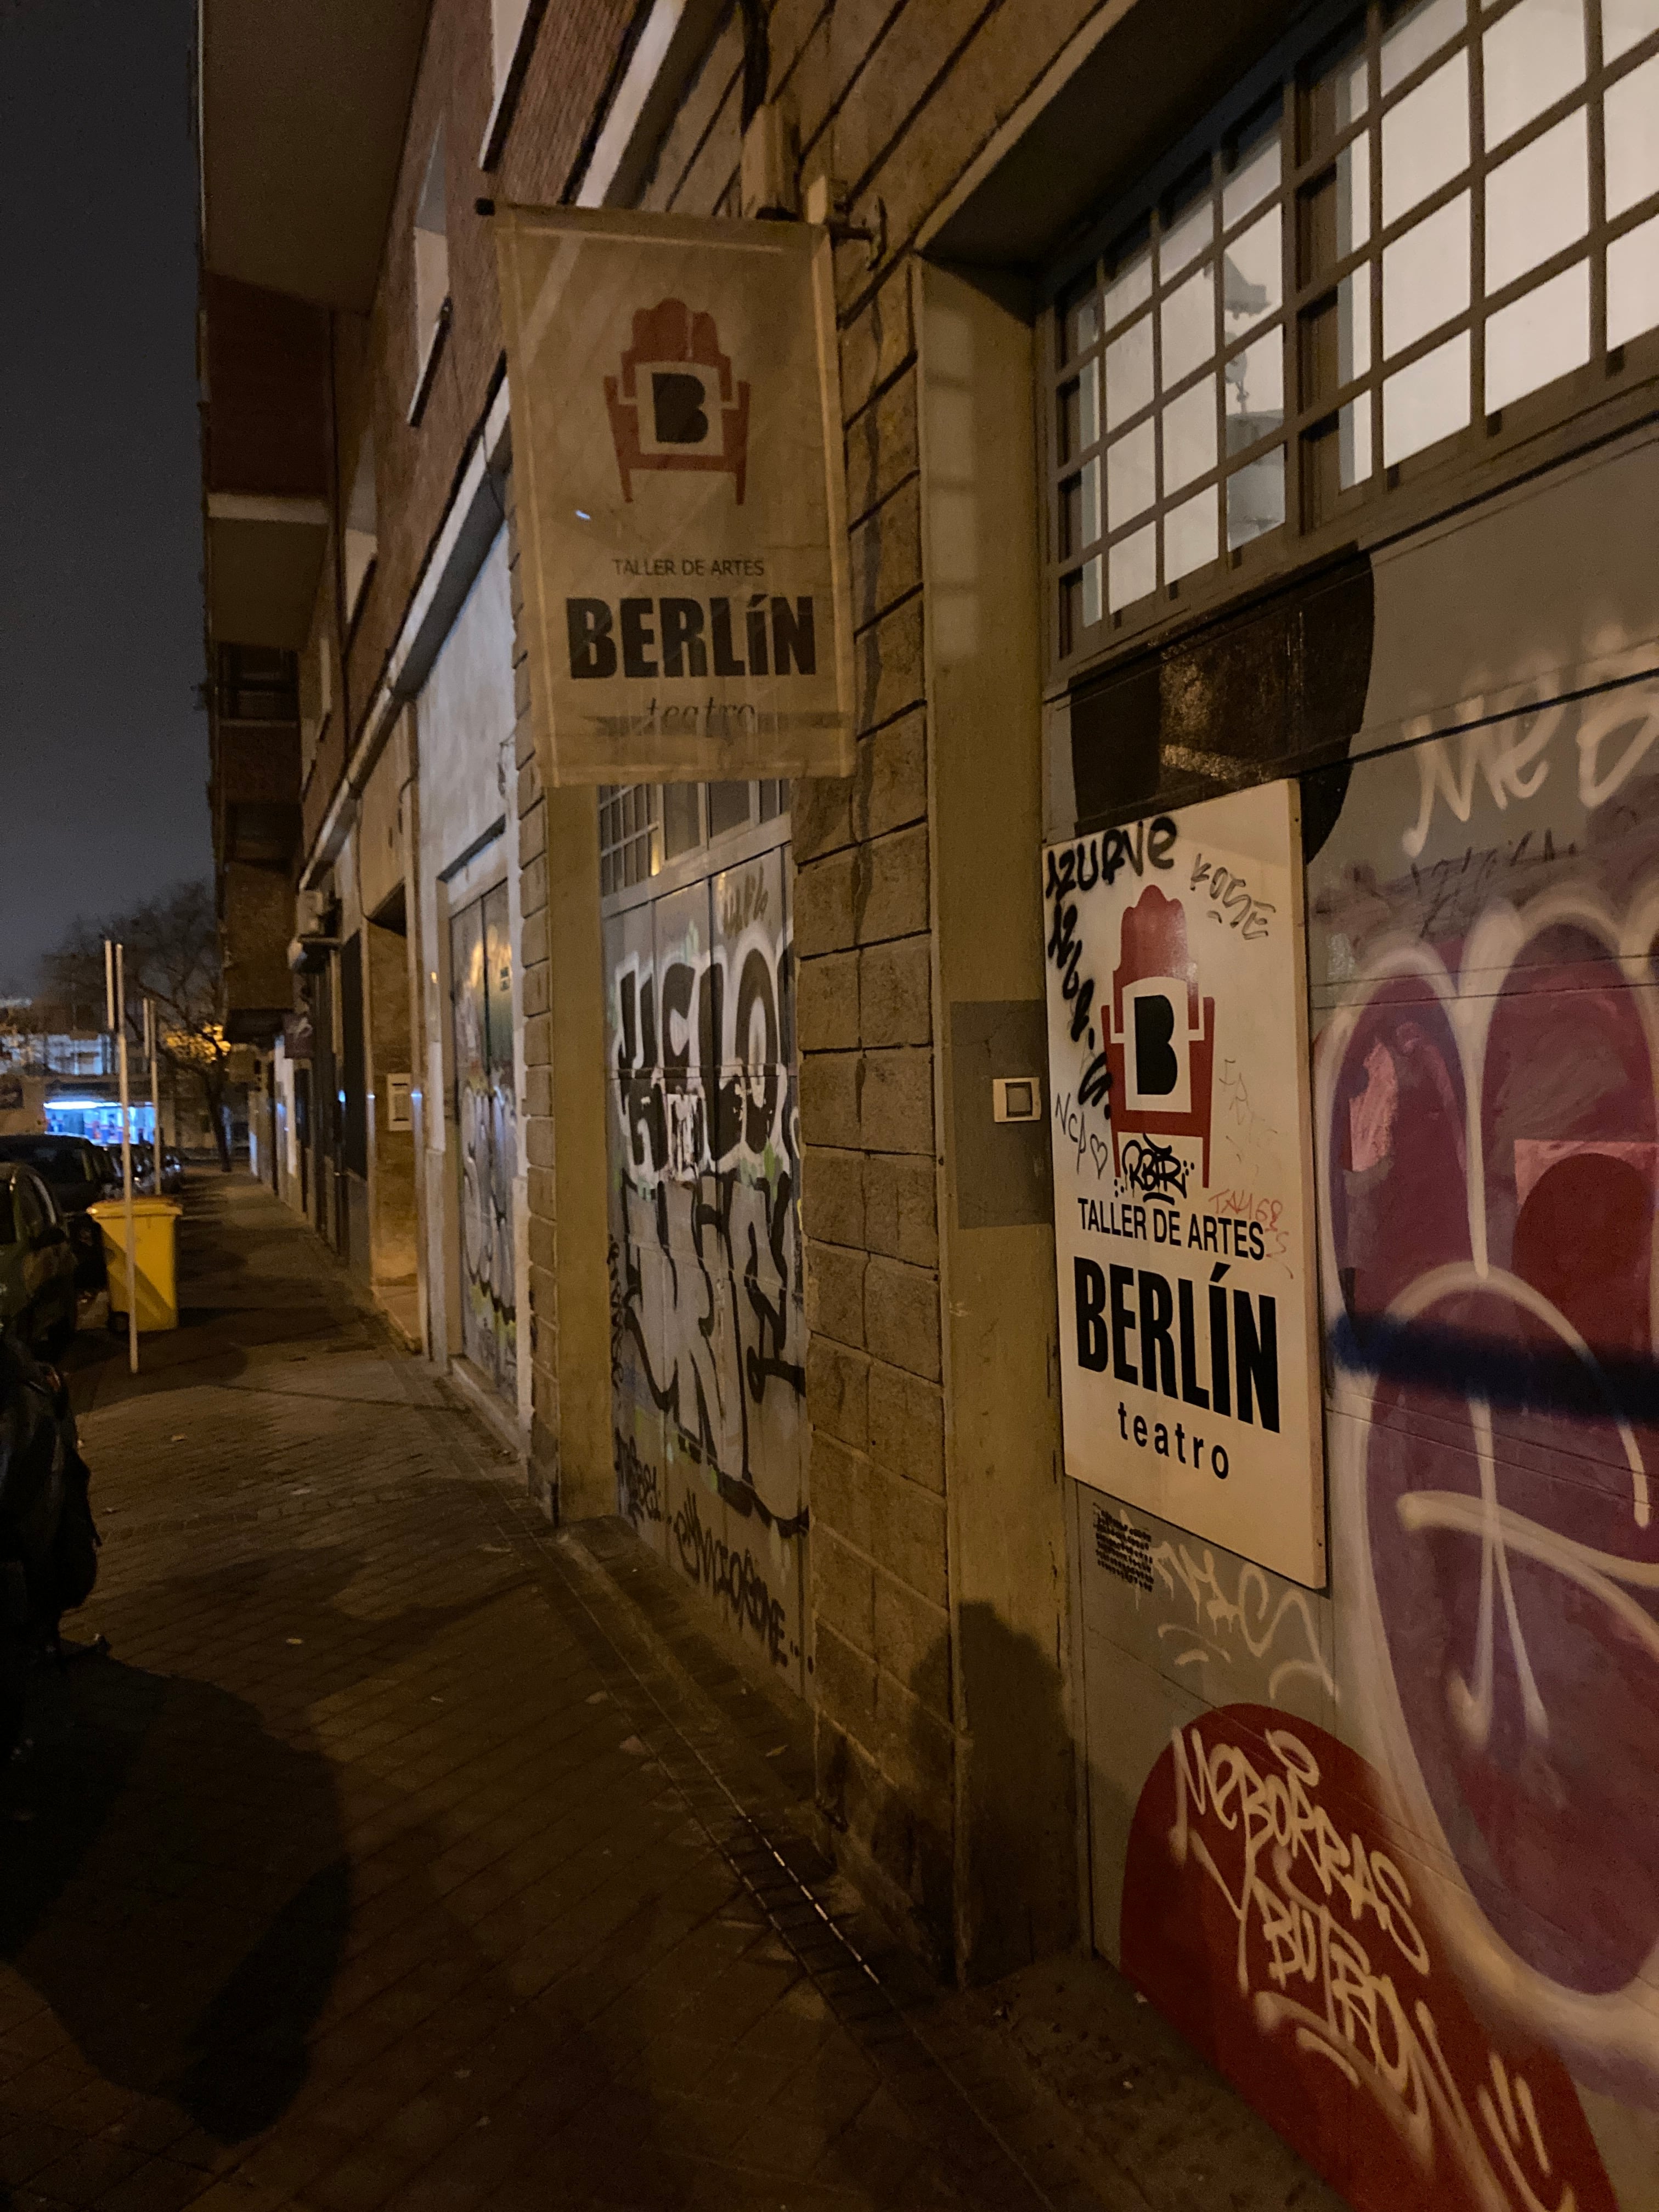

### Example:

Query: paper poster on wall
xmin=1043 ymin=780 xmax=1325 ymax=1588
xmin=495 ymin=204 xmax=855 ymax=786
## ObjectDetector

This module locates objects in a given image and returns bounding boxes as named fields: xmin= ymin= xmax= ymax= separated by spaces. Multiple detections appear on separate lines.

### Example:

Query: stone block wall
xmin=625 ymin=0 xmax=1101 ymax=1970
xmin=789 ymin=271 xmax=953 ymax=1960
xmin=505 ymin=475 xmax=560 ymax=1504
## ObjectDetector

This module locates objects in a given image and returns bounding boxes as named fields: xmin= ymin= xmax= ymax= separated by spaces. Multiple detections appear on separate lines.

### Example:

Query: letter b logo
xmin=1124 ymin=980 xmax=1189 ymax=1111
xmin=1133 ymin=994 xmax=1178 ymax=1096
xmin=652 ymin=371 xmax=709 ymax=446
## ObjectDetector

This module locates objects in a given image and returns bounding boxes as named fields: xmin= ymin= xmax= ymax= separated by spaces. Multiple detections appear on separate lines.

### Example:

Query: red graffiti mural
xmin=1121 ymin=1704 xmax=1617 ymax=2211
xmin=1321 ymin=886 xmax=1659 ymax=2098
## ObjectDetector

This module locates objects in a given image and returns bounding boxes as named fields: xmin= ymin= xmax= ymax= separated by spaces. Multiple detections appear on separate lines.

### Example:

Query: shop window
xmin=1048 ymin=0 xmax=1659 ymax=666
xmin=481 ymin=0 xmax=538 ymax=169
xmin=598 ymin=780 xmax=792 ymax=901
xmin=492 ymin=0 xmax=532 ymax=92
xmin=298 ymin=631 xmax=332 ymax=786
xmin=343 ymin=428 xmax=377 ymax=625
xmin=409 ymin=128 xmax=450 ymax=424
xmin=599 ymin=783 xmax=659 ymax=896
xmin=1057 ymin=103 xmax=1288 ymax=639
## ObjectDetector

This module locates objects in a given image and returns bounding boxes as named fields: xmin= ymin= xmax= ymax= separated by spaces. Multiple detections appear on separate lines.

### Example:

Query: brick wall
xmin=337 ymin=0 xmax=635 ymax=770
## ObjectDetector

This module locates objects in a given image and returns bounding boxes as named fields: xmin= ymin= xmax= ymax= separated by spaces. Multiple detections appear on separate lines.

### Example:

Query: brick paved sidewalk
xmin=0 ymin=1173 xmax=1334 ymax=2212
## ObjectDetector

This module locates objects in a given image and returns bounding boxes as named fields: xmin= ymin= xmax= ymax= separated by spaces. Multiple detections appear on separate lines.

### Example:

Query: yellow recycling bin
xmin=89 ymin=1197 xmax=182 ymax=1332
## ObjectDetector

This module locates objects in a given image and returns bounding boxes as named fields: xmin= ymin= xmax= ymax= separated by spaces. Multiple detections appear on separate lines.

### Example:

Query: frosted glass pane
xmin=1106 ymin=421 xmax=1155 ymax=525
xmin=1224 ymin=330 xmax=1283 ymax=450
xmin=1105 ymin=240 xmax=1152 ymax=329
xmin=1223 ymin=128 xmax=1281 ymax=228
xmin=1604 ymin=0 xmax=1659 ymax=59
xmin=1082 ymin=556 xmax=1103 ymax=629
xmin=1606 ymin=55 xmax=1659 ymax=219
xmin=1384 ymin=194 xmax=1471 ymax=355
xmin=1161 ymin=263 xmax=1216 ymax=385
xmin=1381 ymin=0 xmax=1465 ymax=95
xmin=1105 ymin=314 xmax=1153 ymax=430
xmin=1165 ymin=485 xmax=1219 ymax=582
xmin=1341 ymin=396 xmax=1374 ymax=486
xmin=1162 ymin=191 xmax=1214 ymax=279
xmin=1608 ymin=210 xmax=1659 ymax=345
xmin=1322 ymin=43 xmax=1369 ymax=129
xmin=1384 ymin=329 xmax=1471 ymax=461
xmin=1079 ymin=356 xmax=1100 ymax=449
xmin=1161 ymin=381 xmax=1217 ymax=494
xmin=1065 ymin=293 xmax=1099 ymax=360
xmin=1339 ymin=138 xmax=1373 ymax=255
xmin=1485 ymin=261 xmax=1590 ymax=408
xmin=1382 ymin=54 xmax=1471 ymax=224
xmin=1080 ymin=456 xmax=1102 ymax=548
xmin=1223 ymin=211 xmax=1281 ymax=341
xmin=1486 ymin=112 xmax=1588 ymax=292
xmin=1483 ymin=0 xmax=1585 ymax=148
xmin=1227 ymin=449 xmax=1285 ymax=548
xmin=1109 ymin=525 xmax=1156 ymax=609
xmin=1340 ymin=272 xmax=1373 ymax=383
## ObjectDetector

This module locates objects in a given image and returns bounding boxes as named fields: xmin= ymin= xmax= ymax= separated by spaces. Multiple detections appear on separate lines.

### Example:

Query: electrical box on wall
xmin=992 ymin=1076 xmax=1041 ymax=1123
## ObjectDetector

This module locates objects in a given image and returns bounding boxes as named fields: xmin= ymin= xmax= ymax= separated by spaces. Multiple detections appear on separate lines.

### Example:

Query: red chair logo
xmin=604 ymin=298 xmax=751 ymax=505
xmin=1105 ymin=884 xmax=1216 ymax=1188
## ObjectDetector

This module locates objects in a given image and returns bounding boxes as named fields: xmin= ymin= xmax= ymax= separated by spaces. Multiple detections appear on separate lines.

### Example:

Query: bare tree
xmin=42 ymin=881 xmax=237 ymax=1171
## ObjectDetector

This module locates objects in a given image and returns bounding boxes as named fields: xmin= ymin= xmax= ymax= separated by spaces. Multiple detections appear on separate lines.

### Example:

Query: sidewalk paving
xmin=0 ymin=1172 xmax=1337 ymax=2212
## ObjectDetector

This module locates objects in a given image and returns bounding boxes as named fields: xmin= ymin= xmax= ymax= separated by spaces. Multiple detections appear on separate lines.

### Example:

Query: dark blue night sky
xmin=0 ymin=0 xmax=208 ymax=994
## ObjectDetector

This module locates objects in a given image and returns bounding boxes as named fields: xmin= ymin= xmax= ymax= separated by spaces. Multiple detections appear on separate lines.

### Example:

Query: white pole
xmin=115 ymin=944 xmax=138 ymax=1375
xmin=145 ymin=1001 xmax=162 ymax=1192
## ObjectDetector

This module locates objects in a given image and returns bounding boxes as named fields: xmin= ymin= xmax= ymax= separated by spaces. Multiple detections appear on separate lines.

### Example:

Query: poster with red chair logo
xmin=1044 ymin=780 xmax=1326 ymax=1587
xmin=494 ymin=204 xmax=854 ymax=785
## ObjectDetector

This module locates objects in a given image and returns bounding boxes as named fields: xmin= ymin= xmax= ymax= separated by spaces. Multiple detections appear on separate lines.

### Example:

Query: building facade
xmin=199 ymin=1 xmax=1659 ymax=2203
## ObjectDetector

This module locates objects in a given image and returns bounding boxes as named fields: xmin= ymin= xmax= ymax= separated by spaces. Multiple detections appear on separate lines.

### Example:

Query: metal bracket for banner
xmin=826 ymin=204 xmax=885 ymax=268
xmin=802 ymin=177 xmax=885 ymax=269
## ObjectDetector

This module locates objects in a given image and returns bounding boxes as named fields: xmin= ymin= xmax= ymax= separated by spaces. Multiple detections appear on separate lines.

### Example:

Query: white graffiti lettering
xmin=1170 ymin=1723 xmax=1576 ymax=2212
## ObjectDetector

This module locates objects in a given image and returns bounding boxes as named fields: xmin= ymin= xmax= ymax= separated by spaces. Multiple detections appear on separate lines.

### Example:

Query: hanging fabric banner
xmin=495 ymin=204 xmax=855 ymax=786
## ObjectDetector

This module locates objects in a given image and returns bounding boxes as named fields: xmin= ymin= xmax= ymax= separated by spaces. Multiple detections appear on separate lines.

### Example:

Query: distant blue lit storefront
xmin=46 ymin=1096 xmax=155 ymax=1147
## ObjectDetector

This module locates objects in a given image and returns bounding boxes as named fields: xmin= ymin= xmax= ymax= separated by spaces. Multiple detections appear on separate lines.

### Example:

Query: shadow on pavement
xmin=1 ymin=1542 xmax=529 ymax=2153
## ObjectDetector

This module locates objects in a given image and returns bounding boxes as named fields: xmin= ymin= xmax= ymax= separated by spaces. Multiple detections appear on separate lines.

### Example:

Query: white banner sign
xmin=495 ymin=205 xmax=854 ymax=786
xmin=1044 ymin=780 xmax=1325 ymax=1588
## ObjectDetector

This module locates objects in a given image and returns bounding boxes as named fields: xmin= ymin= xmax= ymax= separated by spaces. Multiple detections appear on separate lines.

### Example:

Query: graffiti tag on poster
xmin=1045 ymin=781 xmax=1325 ymax=1587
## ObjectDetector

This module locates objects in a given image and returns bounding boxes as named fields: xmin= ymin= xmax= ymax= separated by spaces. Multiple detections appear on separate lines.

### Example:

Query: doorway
xmin=449 ymin=881 xmax=516 ymax=1401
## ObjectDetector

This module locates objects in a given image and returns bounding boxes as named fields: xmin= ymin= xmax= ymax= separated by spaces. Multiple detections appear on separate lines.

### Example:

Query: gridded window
xmin=1302 ymin=0 xmax=1659 ymax=490
xmin=1049 ymin=0 xmax=1659 ymax=662
xmin=1058 ymin=107 xmax=1288 ymax=641
xmin=599 ymin=780 xmax=791 ymax=898
xmin=599 ymin=784 xmax=658 ymax=896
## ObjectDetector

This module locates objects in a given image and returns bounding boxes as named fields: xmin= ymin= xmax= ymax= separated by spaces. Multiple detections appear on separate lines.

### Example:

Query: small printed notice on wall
xmin=495 ymin=204 xmax=854 ymax=786
xmin=1043 ymin=780 xmax=1325 ymax=1588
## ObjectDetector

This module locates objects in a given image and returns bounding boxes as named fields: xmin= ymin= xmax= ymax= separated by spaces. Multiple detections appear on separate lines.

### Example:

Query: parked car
xmin=0 ymin=1165 xmax=78 ymax=1361
xmin=0 ymin=1330 xmax=100 ymax=1758
xmin=0 ymin=1136 xmax=116 ymax=1289
xmin=128 ymin=1142 xmax=185 ymax=1196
